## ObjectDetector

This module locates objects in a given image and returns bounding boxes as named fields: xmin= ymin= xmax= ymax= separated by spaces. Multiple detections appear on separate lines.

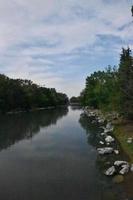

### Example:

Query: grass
xmin=114 ymin=122 xmax=133 ymax=163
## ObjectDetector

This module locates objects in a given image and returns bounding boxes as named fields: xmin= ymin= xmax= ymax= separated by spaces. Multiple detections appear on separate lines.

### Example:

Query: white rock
xmin=106 ymin=123 xmax=112 ymax=129
xmin=105 ymin=135 xmax=115 ymax=143
xmin=99 ymin=141 xmax=104 ymax=145
xmin=101 ymin=132 xmax=106 ymax=136
xmin=106 ymin=123 xmax=114 ymax=130
xmin=130 ymin=164 xmax=133 ymax=172
xmin=97 ymin=147 xmax=113 ymax=155
xmin=114 ymin=161 xmax=128 ymax=167
xmin=98 ymin=118 xmax=105 ymax=124
xmin=104 ymin=123 xmax=114 ymax=133
xmin=127 ymin=138 xmax=133 ymax=144
xmin=119 ymin=164 xmax=129 ymax=175
xmin=104 ymin=128 xmax=110 ymax=134
xmin=105 ymin=166 xmax=116 ymax=176
xmin=114 ymin=150 xmax=119 ymax=155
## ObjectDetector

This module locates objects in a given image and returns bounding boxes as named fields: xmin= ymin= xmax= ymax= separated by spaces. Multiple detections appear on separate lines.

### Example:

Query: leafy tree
xmin=0 ymin=74 xmax=69 ymax=113
xmin=119 ymin=48 xmax=133 ymax=119
xmin=80 ymin=67 xmax=119 ymax=111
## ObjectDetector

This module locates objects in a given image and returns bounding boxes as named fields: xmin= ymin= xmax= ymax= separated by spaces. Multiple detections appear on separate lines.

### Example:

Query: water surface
xmin=0 ymin=107 xmax=127 ymax=200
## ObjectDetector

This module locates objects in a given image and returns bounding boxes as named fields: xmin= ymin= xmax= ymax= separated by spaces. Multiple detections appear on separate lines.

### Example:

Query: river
xmin=0 ymin=106 xmax=130 ymax=200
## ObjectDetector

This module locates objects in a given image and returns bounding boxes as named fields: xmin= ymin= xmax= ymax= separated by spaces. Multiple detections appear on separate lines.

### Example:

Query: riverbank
xmin=114 ymin=121 xmax=133 ymax=163
xmin=85 ymin=107 xmax=133 ymax=163
xmin=83 ymin=107 xmax=133 ymax=173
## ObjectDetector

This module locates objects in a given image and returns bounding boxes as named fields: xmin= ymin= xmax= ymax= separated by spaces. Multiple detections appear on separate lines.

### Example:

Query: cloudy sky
xmin=0 ymin=0 xmax=133 ymax=97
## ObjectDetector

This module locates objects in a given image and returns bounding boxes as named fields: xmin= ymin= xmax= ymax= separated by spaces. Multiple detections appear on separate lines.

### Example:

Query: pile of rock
xmin=84 ymin=108 xmax=133 ymax=179
xmin=104 ymin=160 xmax=133 ymax=176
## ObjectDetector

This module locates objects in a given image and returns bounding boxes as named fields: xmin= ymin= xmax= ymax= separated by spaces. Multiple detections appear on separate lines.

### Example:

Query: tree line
xmin=79 ymin=48 xmax=133 ymax=119
xmin=0 ymin=74 xmax=69 ymax=113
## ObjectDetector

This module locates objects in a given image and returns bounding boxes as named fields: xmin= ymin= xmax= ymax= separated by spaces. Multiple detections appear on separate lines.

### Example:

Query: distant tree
xmin=0 ymin=74 xmax=69 ymax=113
xmin=70 ymin=96 xmax=80 ymax=104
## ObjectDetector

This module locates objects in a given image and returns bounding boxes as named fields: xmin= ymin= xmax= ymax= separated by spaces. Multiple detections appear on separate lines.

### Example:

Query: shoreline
xmin=83 ymin=107 xmax=133 ymax=175
xmin=84 ymin=107 xmax=133 ymax=163
xmin=3 ymin=105 xmax=68 ymax=115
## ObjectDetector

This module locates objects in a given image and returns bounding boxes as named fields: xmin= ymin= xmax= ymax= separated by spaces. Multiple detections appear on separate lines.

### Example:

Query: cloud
xmin=0 ymin=0 xmax=132 ymax=97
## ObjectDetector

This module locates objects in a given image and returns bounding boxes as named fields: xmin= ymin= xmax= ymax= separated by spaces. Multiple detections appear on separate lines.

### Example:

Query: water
xmin=0 ymin=106 xmax=127 ymax=200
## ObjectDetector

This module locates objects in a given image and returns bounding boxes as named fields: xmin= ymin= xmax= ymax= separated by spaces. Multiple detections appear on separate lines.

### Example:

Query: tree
xmin=80 ymin=67 xmax=119 ymax=111
xmin=131 ymin=5 xmax=133 ymax=17
xmin=119 ymin=48 xmax=133 ymax=119
xmin=0 ymin=74 xmax=69 ymax=113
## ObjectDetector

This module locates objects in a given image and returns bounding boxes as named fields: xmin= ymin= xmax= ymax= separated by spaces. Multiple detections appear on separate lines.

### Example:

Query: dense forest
xmin=0 ymin=74 xmax=69 ymax=113
xmin=80 ymin=48 xmax=133 ymax=119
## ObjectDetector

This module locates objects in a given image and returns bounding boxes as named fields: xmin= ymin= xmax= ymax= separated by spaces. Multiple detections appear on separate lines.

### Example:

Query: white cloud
xmin=0 ymin=0 xmax=132 ymax=96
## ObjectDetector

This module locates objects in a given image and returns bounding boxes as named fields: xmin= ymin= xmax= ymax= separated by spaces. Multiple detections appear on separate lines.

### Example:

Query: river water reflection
xmin=0 ymin=106 xmax=127 ymax=200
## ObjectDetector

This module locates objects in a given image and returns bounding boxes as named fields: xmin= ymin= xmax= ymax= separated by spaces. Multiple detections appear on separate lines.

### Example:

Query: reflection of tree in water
xmin=70 ymin=105 xmax=82 ymax=110
xmin=79 ymin=113 xmax=102 ymax=148
xmin=0 ymin=107 xmax=68 ymax=151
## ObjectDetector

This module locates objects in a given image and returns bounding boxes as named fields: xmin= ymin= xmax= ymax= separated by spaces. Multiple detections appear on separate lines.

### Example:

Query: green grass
xmin=114 ymin=125 xmax=133 ymax=163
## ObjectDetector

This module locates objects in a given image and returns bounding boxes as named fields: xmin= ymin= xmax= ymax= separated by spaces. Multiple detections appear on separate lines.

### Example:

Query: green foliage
xmin=80 ymin=66 xmax=119 ymax=111
xmin=0 ymin=75 xmax=69 ymax=113
xmin=80 ymin=48 xmax=133 ymax=119
xmin=119 ymin=48 xmax=133 ymax=119
xmin=70 ymin=96 xmax=81 ymax=104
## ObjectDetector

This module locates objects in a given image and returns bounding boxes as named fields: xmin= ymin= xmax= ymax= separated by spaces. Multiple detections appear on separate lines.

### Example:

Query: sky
xmin=0 ymin=0 xmax=133 ymax=97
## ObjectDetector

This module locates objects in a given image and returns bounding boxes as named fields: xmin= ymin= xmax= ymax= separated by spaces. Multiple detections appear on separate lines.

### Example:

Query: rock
xmin=114 ymin=150 xmax=119 ymax=155
xmin=119 ymin=164 xmax=129 ymax=175
xmin=113 ymin=175 xmax=124 ymax=183
xmin=103 ymin=123 xmax=114 ymax=133
xmin=127 ymin=137 xmax=133 ymax=144
xmin=104 ymin=128 xmax=110 ymax=134
xmin=130 ymin=164 xmax=133 ymax=172
xmin=105 ymin=166 xmax=116 ymax=176
xmin=105 ymin=135 xmax=115 ymax=143
xmin=106 ymin=123 xmax=114 ymax=130
xmin=106 ymin=123 xmax=112 ymax=129
xmin=98 ymin=117 xmax=105 ymax=124
xmin=99 ymin=141 xmax=104 ymax=145
xmin=97 ymin=147 xmax=114 ymax=155
xmin=101 ymin=132 xmax=106 ymax=136
xmin=114 ymin=161 xmax=128 ymax=167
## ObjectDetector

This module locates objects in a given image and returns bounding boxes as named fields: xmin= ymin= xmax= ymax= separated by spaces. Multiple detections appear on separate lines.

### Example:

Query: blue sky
xmin=0 ymin=0 xmax=133 ymax=97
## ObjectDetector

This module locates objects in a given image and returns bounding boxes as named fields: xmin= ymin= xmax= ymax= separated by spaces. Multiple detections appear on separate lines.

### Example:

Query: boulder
xmin=130 ymin=164 xmax=133 ymax=172
xmin=106 ymin=123 xmax=112 ymax=129
xmin=97 ymin=147 xmax=114 ymax=155
xmin=103 ymin=123 xmax=114 ymax=133
xmin=114 ymin=161 xmax=128 ymax=167
xmin=105 ymin=135 xmax=115 ymax=143
xmin=104 ymin=128 xmax=111 ymax=134
xmin=119 ymin=164 xmax=129 ymax=175
xmin=127 ymin=137 xmax=133 ymax=144
xmin=105 ymin=166 xmax=116 ymax=176
xmin=99 ymin=141 xmax=104 ymax=145
xmin=114 ymin=150 xmax=119 ymax=155
xmin=106 ymin=123 xmax=114 ymax=130
xmin=101 ymin=132 xmax=106 ymax=136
